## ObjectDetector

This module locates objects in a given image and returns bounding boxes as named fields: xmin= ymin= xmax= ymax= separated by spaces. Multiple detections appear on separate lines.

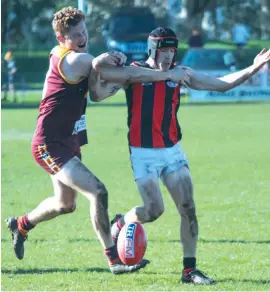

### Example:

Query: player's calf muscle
xmin=91 ymin=191 xmax=110 ymax=235
xmin=97 ymin=186 xmax=108 ymax=210
xmin=180 ymin=204 xmax=198 ymax=238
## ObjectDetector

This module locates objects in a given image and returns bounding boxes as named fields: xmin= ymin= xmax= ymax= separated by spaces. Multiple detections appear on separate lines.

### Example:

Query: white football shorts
xmin=129 ymin=143 xmax=189 ymax=183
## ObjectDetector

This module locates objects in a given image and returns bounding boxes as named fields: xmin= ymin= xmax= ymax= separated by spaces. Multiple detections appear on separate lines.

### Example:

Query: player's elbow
xmin=216 ymin=79 xmax=233 ymax=92
xmin=92 ymin=58 xmax=101 ymax=72
xmin=90 ymin=97 xmax=99 ymax=102
xmin=216 ymin=87 xmax=227 ymax=93
xmin=218 ymin=84 xmax=233 ymax=93
xmin=89 ymin=92 xmax=102 ymax=102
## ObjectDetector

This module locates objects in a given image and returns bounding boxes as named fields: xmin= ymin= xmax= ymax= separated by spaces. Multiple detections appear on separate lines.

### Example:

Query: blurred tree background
xmin=1 ymin=0 xmax=269 ymax=90
xmin=2 ymin=0 xmax=270 ymax=52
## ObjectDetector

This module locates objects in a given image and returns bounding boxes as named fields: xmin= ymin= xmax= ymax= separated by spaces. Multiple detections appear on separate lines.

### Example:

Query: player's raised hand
xmin=253 ymin=49 xmax=270 ymax=68
xmin=109 ymin=51 xmax=127 ymax=66
xmin=92 ymin=51 xmax=126 ymax=70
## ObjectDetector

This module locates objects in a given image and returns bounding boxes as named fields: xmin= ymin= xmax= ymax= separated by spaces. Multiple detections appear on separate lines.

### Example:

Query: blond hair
xmin=52 ymin=6 xmax=85 ymax=36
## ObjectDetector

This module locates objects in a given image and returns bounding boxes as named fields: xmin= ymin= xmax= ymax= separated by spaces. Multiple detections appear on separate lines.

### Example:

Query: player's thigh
xmin=163 ymin=165 xmax=194 ymax=207
xmin=51 ymin=175 xmax=77 ymax=206
xmin=53 ymin=156 xmax=105 ymax=199
xmin=136 ymin=173 xmax=164 ymax=212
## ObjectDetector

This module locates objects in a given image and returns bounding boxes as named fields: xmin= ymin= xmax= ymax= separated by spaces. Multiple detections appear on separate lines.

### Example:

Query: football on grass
xmin=117 ymin=222 xmax=147 ymax=265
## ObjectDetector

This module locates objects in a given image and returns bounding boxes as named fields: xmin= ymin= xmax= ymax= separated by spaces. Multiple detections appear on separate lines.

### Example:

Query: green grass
xmin=2 ymin=93 xmax=270 ymax=291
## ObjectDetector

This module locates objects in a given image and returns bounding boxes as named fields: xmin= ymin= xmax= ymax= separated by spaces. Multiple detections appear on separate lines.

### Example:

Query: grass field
xmin=1 ymin=94 xmax=270 ymax=291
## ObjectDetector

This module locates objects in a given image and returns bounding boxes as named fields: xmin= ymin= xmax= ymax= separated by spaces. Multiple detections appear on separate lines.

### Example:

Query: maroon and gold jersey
xmin=125 ymin=61 xmax=182 ymax=148
xmin=32 ymin=46 xmax=89 ymax=150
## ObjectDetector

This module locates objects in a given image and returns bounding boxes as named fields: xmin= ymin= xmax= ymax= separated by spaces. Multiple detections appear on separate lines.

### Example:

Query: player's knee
xmin=181 ymin=199 xmax=195 ymax=215
xmin=145 ymin=203 xmax=164 ymax=222
xmin=96 ymin=183 xmax=108 ymax=210
xmin=59 ymin=203 xmax=76 ymax=214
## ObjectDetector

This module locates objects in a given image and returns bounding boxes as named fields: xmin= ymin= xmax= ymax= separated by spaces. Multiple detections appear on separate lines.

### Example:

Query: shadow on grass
xmin=2 ymin=267 xmax=161 ymax=276
xmin=2 ymin=269 xmax=270 ymax=283
xmin=2 ymin=100 xmax=270 ymax=110
xmin=1 ymin=267 xmax=110 ymax=275
xmin=1 ymin=238 xmax=99 ymax=243
xmin=167 ymin=238 xmax=270 ymax=244
xmin=68 ymin=238 xmax=99 ymax=243
xmin=199 ymin=238 xmax=270 ymax=244
xmin=218 ymin=278 xmax=270 ymax=284
xmin=4 ymin=238 xmax=268 ymax=245
xmin=3 ymin=238 xmax=269 ymax=245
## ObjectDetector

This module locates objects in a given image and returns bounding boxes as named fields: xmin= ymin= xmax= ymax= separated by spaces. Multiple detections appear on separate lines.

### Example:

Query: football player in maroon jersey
xmin=5 ymin=8 xmax=188 ymax=275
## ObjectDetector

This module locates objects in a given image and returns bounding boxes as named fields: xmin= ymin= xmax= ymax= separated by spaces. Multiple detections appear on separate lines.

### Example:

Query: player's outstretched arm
xmin=219 ymin=48 xmax=270 ymax=88
xmin=97 ymin=65 xmax=190 ymax=84
xmin=180 ymin=68 xmax=233 ymax=92
xmin=88 ymin=67 xmax=189 ymax=102
xmin=97 ymin=66 xmax=171 ymax=83
xmin=182 ymin=49 xmax=270 ymax=92
xmin=94 ymin=51 xmax=189 ymax=84
xmin=88 ymin=69 xmax=122 ymax=102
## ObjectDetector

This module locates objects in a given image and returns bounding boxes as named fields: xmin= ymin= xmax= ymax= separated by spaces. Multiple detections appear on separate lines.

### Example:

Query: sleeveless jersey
xmin=125 ymin=61 xmax=182 ymax=148
xmin=32 ymin=46 xmax=89 ymax=149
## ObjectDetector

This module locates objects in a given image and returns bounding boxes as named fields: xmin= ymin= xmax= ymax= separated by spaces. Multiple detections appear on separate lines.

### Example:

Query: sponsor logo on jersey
xmin=125 ymin=223 xmax=137 ymax=258
xmin=166 ymin=81 xmax=178 ymax=88
xmin=142 ymin=82 xmax=153 ymax=86
xmin=72 ymin=115 xmax=86 ymax=135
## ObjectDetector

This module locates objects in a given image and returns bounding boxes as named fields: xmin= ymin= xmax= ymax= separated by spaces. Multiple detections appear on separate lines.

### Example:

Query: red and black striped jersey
xmin=32 ymin=46 xmax=89 ymax=149
xmin=125 ymin=61 xmax=182 ymax=148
